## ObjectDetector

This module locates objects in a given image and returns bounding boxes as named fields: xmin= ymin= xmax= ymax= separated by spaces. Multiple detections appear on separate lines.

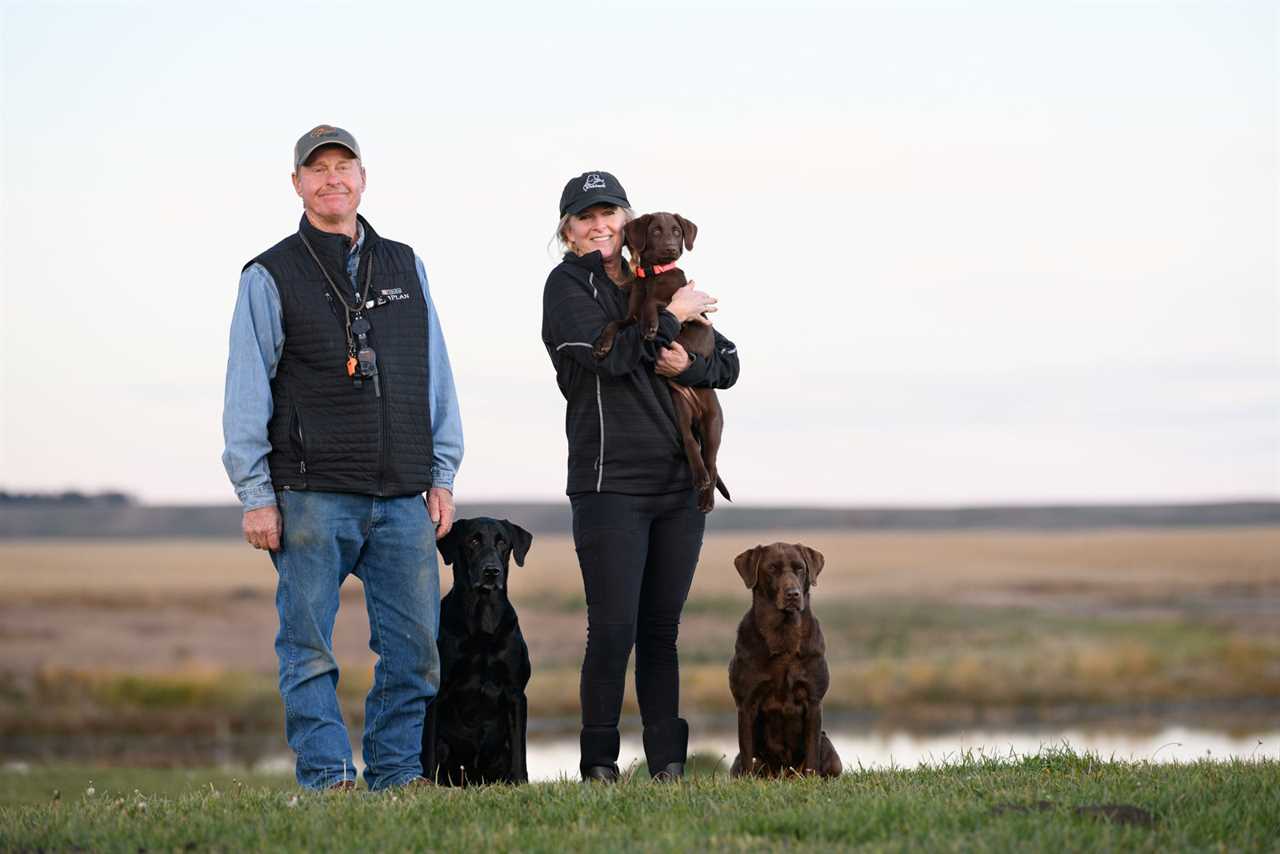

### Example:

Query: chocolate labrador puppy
xmin=423 ymin=517 xmax=533 ymax=785
xmin=592 ymin=212 xmax=728 ymax=512
xmin=728 ymin=542 xmax=842 ymax=778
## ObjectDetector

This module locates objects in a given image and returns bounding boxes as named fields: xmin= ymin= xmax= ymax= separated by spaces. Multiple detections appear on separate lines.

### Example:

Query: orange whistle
xmin=346 ymin=356 xmax=357 ymax=377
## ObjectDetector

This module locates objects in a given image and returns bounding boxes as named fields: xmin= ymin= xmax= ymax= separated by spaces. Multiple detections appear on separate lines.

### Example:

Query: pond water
xmin=239 ymin=725 xmax=1278 ymax=781
xmin=6 ymin=723 xmax=1274 ymax=781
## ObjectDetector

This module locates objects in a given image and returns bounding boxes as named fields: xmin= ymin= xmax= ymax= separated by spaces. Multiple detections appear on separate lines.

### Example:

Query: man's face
xmin=291 ymin=145 xmax=365 ymax=224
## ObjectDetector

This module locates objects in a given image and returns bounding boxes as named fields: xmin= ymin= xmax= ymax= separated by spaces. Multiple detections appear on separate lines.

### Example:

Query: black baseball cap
xmin=293 ymin=125 xmax=361 ymax=171
xmin=559 ymin=171 xmax=630 ymax=217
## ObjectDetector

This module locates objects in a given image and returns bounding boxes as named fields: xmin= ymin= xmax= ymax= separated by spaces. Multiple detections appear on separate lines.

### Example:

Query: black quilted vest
xmin=247 ymin=214 xmax=434 ymax=496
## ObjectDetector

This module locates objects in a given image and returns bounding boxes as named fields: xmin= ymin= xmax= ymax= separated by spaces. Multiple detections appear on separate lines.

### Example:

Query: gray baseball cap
xmin=293 ymin=125 xmax=361 ymax=171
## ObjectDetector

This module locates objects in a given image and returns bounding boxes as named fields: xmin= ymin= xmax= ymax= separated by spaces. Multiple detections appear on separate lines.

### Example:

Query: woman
xmin=540 ymin=171 xmax=741 ymax=781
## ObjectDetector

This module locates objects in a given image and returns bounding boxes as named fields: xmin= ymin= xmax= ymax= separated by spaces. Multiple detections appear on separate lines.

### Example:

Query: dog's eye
xmin=469 ymin=535 xmax=481 ymax=547
xmin=495 ymin=537 xmax=506 ymax=548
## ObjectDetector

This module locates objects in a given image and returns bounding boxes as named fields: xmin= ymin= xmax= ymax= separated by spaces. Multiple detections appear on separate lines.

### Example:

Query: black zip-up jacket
xmin=541 ymin=251 xmax=740 ymax=496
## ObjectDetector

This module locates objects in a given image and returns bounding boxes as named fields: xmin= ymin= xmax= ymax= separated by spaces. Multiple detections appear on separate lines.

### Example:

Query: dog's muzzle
xmin=477 ymin=565 xmax=503 ymax=591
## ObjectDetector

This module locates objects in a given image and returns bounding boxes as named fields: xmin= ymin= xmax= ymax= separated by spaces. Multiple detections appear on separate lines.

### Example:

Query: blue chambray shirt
xmin=221 ymin=224 xmax=464 ymax=511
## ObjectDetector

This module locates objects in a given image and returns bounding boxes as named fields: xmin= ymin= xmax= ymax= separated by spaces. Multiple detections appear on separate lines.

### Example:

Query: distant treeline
xmin=1 ymin=499 xmax=1277 ymax=539
xmin=0 ymin=490 xmax=135 ymax=506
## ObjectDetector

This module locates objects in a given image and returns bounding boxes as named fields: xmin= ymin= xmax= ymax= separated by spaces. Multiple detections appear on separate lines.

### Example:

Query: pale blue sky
xmin=2 ymin=0 xmax=1276 ymax=504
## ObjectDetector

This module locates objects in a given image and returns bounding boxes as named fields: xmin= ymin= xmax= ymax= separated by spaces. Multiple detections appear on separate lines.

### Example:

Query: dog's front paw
xmin=697 ymin=486 xmax=715 ymax=513
xmin=691 ymin=465 xmax=711 ymax=494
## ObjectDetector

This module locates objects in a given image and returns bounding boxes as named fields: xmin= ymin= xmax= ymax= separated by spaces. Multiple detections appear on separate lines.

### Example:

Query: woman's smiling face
xmin=564 ymin=204 xmax=625 ymax=260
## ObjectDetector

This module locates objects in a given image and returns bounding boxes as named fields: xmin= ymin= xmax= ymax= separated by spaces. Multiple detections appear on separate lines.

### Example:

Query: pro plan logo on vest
xmin=363 ymin=287 xmax=410 ymax=310
xmin=583 ymin=173 xmax=607 ymax=191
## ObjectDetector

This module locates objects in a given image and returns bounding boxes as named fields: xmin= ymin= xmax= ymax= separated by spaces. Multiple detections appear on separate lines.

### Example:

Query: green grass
xmin=0 ymin=765 xmax=296 ymax=806
xmin=2 ymin=749 xmax=1277 ymax=852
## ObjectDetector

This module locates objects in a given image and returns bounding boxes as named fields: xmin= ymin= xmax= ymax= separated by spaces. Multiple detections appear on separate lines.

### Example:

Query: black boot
xmin=580 ymin=727 xmax=621 ymax=783
xmin=581 ymin=765 xmax=620 ymax=783
xmin=642 ymin=718 xmax=689 ymax=782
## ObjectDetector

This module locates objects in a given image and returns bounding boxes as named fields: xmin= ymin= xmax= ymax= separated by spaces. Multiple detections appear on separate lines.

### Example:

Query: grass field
xmin=1 ymin=748 xmax=1276 ymax=851
xmin=2 ymin=527 xmax=1278 ymax=746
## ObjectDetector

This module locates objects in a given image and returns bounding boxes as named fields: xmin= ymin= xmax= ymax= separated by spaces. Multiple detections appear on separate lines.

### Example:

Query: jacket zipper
xmin=294 ymin=408 xmax=308 ymax=478
xmin=588 ymin=271 xmax=604 ymax=491
xmin=377 ymin=361 xmax=390 ymax=495
xmin=595 ymin=376 xmax=604 ymax=491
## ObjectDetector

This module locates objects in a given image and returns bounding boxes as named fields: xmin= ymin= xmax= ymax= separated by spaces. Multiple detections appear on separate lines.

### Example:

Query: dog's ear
xmin=672 ymin=214 xmax=697 ymax=251
xmin=624 ymin=214 xmax=652 ymax=258
xmin=437 ymin=522 xmax=464 ymax=566
xmin=798 ymin=544 xmax=825 ymax=586
xmin=734 ymin=545 xmax=764 ymax=589
xmin=502 ymin=520 xmax=533 ymax=567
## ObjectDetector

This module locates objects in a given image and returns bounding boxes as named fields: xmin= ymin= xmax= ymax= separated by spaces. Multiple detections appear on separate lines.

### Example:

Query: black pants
xmin=570 ymin=489 xmax=705 ymax=770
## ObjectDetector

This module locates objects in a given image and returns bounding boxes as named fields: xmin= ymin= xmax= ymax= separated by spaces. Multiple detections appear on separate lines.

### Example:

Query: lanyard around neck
xmin=297 ymin=229 xmax=375 ymax=313
xmin=297 ymin=229 xmax=376 ymax=363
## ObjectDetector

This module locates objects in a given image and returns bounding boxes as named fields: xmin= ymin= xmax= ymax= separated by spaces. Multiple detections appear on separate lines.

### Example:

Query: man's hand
xmin=656 ymin=342 xmax=692 ymax=377
xmin=427 ymin=487 xmax=455 ymax=540
xmin=243 ymin=505 xmax=282 ymax=552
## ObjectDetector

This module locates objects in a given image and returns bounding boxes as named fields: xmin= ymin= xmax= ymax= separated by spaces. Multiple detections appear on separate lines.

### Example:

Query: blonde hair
xmin=550 ymin=205 xmax=636 ymax=260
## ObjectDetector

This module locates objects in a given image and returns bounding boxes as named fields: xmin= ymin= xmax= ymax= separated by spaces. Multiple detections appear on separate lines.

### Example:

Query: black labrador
xmin=422 ymin=517 xmax=533 ymax=785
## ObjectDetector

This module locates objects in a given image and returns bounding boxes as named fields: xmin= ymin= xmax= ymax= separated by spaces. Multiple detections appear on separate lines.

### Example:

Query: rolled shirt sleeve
xmin=221 ymin=264 xmax=284 ymax=512
xmin=417 ymin=256 xmax=464 ymax=491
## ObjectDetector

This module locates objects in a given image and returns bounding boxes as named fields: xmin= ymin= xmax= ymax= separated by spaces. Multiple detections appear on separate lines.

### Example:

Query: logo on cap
xmin=311 ymin=125 xmax=337 ymax=138
xmin=583 ymin=174 xmax=607 ymax=191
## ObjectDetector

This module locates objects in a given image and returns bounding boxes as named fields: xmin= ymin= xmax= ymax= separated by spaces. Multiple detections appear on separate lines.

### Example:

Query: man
xmin=222 ymin=125 xmax=463 ymax=791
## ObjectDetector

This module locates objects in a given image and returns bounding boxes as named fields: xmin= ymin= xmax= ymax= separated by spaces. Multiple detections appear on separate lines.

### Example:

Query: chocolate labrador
xmin=592 ymin=212 xmax=728 ymax=512
xmin=422 ymin=517 xmax=533 ymax=785
xmin=728 ymin=542 xmax=843 ymax=778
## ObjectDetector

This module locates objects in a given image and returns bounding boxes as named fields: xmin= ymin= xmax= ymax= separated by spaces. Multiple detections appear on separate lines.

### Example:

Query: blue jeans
xmin=270 ymin=490 xmax=441 ymax=790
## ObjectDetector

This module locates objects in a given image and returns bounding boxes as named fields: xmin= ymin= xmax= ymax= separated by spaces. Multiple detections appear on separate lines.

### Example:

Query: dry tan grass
xmin=4 ymin=527 xmax=1276 ymax=602
xmin=2 ymin=528 xmax=1278 ymax=720
xmin=678 ymin=527 xmax=1280 ymax=599
xmin=0 ymin=540 xmax=274 ymax=600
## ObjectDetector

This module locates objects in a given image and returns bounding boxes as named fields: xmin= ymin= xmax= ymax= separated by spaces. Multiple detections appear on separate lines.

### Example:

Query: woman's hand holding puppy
xmin=666 ymin=279 xmax=717 ymax=324
xmin=658 ymin=280 xmax=717 ymax=376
